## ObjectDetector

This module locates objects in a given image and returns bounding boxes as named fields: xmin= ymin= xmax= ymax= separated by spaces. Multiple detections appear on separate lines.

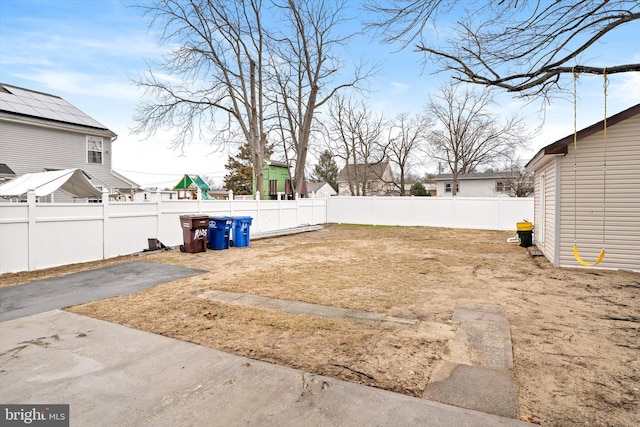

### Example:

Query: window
xmin=445 ymin=182 xmax=459 ymax=193
xmin=495 ymin=181 xmax=512 ymax=192
xmin=87 ymin=136 xmax=103 ymax=164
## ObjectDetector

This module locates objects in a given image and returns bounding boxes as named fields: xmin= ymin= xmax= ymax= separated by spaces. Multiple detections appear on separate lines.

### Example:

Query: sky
xmin=1 ymin=0 xmax=639 ymax=188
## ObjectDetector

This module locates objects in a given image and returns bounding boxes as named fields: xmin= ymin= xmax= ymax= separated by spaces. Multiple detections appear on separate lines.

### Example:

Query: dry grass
xmin=3 ymin=224 xmax=638 ymax=426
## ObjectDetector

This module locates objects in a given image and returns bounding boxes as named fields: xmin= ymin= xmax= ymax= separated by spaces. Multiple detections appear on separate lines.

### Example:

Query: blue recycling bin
xmin=207 ymin=216 xmax=233 ymax=250
xmin=232 ymin=216 xmax=253 ymax=248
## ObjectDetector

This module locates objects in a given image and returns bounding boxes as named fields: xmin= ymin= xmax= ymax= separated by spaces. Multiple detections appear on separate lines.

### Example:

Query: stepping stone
xmin=424 ymin=303 xmax=519 ymax=419
xmin=344 ymin=310 xmax=385 ymax=325
xmin=424 ymin=362 xmax=518 ymax=419
xmin=198 ymin=290 xmax=411 ymax=326
xmin=231 ymin=294 xmax=271 ymax=306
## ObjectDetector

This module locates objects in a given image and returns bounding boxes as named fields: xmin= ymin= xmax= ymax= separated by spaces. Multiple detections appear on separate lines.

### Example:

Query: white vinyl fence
xmin=326 ymin=196 xmax=534 ymax=230
xmin=0 ymin=190 xmax=327 ymax=274
xmin=0 ymin=192 xmax=533 ymax=274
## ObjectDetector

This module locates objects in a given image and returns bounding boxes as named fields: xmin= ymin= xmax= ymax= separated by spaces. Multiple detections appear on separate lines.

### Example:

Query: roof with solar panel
xmin=0 ymin=83 xmax=113 ymax=133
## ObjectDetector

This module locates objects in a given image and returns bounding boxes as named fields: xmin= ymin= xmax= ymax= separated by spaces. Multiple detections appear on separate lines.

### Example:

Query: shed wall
xmin=559 ymin=113 xmax=640 ymax=270
xmin=534 ymin=158 xmax=559 ymax=265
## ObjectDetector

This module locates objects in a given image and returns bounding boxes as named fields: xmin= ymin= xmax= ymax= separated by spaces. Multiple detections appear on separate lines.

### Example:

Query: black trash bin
xmin=516 ymin=221 xmax=533 ymax=248
xmin=179 ymin=215 xmax=209 ymax=253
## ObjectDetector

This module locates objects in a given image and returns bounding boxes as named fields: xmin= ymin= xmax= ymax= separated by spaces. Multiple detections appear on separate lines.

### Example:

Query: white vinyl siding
xmin=435 ymin=178 xmax=512 ymax=197
xmin=0 ymin=119 xmax=124 ymax=202
xmin=533 ymin=158 xmax=558 ymax=264
xmin=558 ymin=113 xmax=640 ymax=270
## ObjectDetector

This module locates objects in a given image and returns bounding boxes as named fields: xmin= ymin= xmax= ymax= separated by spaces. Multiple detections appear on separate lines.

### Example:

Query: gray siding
xmin=534 ymin=158 xmax=559 ymax=264
xmin=558 ymin=113 xmax=640 ymax=271
xmin=1 ymin=119 xmax=130 ymax=202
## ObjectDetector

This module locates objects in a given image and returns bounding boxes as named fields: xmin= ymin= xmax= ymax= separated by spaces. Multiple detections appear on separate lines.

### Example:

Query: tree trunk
xmin=451 ymin=170 xmax=458 ymax=197
xmin=249 ymin=60 xmax=265 ymax=199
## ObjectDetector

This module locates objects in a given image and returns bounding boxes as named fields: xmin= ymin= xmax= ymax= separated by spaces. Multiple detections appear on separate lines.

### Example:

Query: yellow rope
xmin=572 ymin=69 xmax=607 ymax=267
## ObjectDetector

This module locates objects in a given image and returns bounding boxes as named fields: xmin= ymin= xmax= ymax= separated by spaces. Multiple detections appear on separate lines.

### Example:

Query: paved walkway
xmin=425 ymin=303 xmax=519 ymax=418
xmin=198 ymin=290 xmax=418 ymax=326
xmin=1 ymin=260 xmax=523 ymax=425
xmin=0 ymin=310 xmax=528 ymax=426
xmin=200 ymin=292 xmax=520 ymax=419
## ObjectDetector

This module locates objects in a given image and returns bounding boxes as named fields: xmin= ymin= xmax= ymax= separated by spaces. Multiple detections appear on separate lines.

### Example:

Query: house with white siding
xmin=432 ymin=172 xmax=521 ymax=197
xmin=525 ymin=103 xmax=640 ymax=272
xmin=307 ymin=181 xmax=337 ymax=198
xmin=0 ymin=83 xmax=138 ymax=202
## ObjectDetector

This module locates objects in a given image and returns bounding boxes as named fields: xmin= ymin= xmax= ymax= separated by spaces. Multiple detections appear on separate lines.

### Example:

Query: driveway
xmin=0 ymin=310 xmax=527 ymax=426
xmin=0 ymin=261 xmax=205 ymax=322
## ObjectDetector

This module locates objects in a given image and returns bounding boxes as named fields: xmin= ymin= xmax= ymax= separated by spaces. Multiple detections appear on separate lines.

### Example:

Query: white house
xmin=432 ymin=172 xmax=518 ymax=197
xmin=307 ymin=181 xmax=337 ymax=198
xmin=0 ymin=83 xmax=139 ymax=202
xmin=525 ymin=103 xmax=639 ymax=272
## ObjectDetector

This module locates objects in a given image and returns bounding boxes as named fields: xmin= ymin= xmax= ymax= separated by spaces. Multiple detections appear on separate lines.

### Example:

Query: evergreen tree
xmin=410 ymin=182 xmax=430 ymax=196
xmin=311 ymin=150 xmax=339 ymax=191
xmin=223 ymin=143 xmax=254 ymax=195
xmin=224 ymin=142 xmax=275 ymax=195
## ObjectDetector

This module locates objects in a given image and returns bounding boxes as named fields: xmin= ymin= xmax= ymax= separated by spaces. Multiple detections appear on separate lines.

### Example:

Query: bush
xmin=410 ymin=182 xmax=430 ymax=196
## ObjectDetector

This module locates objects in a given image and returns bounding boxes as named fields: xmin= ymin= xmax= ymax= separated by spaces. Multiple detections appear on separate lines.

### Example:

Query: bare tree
xmin=327 ymin=95 xmax=385 ymax=196
xmin=132 ymin=0 xmax=270 ymax=197
xmin=426 ymin=84 xmax=528 ymax=196
xmin=386 ymin=112 xmax=431 ymax=196
xmin=367 ymin=1 xmax=640 ymax=98
xmin=132 ymin=0 xmax=371 ymax=199
xmin=498 ymin=160 xmax=535 ymax=198
xmin=269 ymin=0 xmax=374 ymax=196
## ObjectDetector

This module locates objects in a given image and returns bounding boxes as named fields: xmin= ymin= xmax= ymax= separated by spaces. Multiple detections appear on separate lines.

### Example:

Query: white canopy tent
xmin=0 ymin=169 xmax=103 ymax=198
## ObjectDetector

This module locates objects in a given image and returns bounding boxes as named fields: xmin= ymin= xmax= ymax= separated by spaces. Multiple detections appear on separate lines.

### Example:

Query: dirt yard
xmin=2 ymin=224 xmax=638 ymax=426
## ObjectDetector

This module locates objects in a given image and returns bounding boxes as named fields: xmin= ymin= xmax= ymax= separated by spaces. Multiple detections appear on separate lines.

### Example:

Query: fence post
xmin=452 ymin=197 xmax=457 ymax=228
xmin=27 ymin=190 xmax=37 ymax=271
xmin=156 ymin=189 xmax=162 ymax=242
xmin=229 ymin=190 xmax=234 ymax=216
xmin=372 ymin=196 xmax=377 ymax=226
xmin=102 ymin=188 xmax=110 ymax=260
xmin=277 ymin=191 xmax=281 ymax=230
xmin=255 ymin=191 xmax=261 ymax=233
xmin=197 ymin=187 xmax=202 ymax=213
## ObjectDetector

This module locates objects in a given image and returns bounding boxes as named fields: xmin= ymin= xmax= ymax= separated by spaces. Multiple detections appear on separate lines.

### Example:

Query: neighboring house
xmin=336 ymin=161 xmax=395 ymax=196
xmin=0 ymin=163 xmax=16 ymax=183
xmin=307 ymin=181 xmax=337 ymax=198
xmin=111 ymin=170 xmax=141 ymax=201
xmin=0 ymin=83 xmax=138 ymax=202
xmin=402 ymin=182 xmax=436 ymax=196
xmin=262 ymin=159 xmax=290 ymax=200
xmin=525 ymin=103 xmax=639 ymax=272
xmin=432 ymin=172 xmax=518 ymax=197
xmin=208 ymin=188 xmax=231 ymax=200
xmin=423 ymin=183 xmax=437 ymax=196
xmin=134 ymin=189 xmax=179 ymax=202
xmin=394 ymin=182 xmax=436 ymax=197
xmin=173 ymin=174 xmax=213 ymax=200
xmin=260 ymin=159 xmax=308 ymax=200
